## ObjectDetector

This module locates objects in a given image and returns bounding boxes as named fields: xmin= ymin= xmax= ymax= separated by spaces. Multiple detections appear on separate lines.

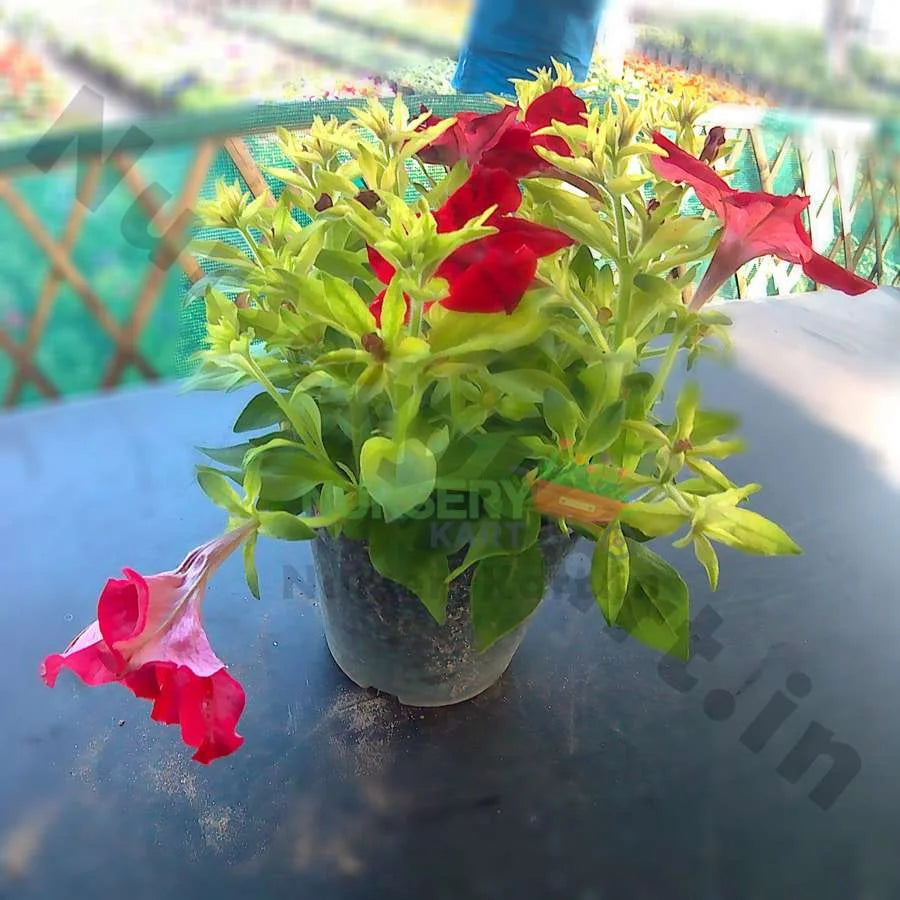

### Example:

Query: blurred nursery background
xmin=0 ymin=0 xmax=897 ymax=406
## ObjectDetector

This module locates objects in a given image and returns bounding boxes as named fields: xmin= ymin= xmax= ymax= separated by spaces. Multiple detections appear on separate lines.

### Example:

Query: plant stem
xmin=409 ymin=296 xmax=424 ymax=338
xmin=613 ymin=197 xmax=632 ymax=346
xmin=645 ymin=331 xmax=684 ymax=410
xmin=568 ymin=295 xmax=610 ymax=352
xmin=238 ymin=226 xmax=264 ymax=266
xmin=415 ymin=157 xmax=438 ymax=189
xmin=241 ymin=352 xmax=346 ymax=481
xmin=614 ymin=196 xmax=630 ymax=260
xmin=553 ymin=173 xmax=605 ymax=202
xmin=535 ymin=277 xmax=609 ymax=352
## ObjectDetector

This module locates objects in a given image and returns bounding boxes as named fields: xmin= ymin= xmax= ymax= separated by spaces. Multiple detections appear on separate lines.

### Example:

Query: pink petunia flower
xmin=41 ymin=524 xmax=255 ymax=764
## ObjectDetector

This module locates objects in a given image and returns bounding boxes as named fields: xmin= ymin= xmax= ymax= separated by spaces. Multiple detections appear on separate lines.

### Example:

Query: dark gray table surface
xmin=2 ymin=289 xmax=899 ymax=900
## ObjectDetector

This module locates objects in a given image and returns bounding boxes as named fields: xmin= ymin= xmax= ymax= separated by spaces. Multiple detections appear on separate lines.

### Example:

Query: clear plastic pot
xmin=311 ymin=525 xmax=574 ymax=707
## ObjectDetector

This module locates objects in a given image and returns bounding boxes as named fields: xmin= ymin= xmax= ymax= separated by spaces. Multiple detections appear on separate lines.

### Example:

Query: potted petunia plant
xmin=42 ymin=66 xmax=875 ymax=764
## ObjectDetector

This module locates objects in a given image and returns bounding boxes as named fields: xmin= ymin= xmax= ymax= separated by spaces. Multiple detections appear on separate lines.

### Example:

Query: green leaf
xmin=247 ymin=440 xmax=342 ymax=500
xmin=185 ymin=270 xmax=248 ymax=304
xmin=590 ymin=521 xmax=630 ymax=623
xmin=570 ymin=244 xmax=598 ymax=290
xmin=691 ymin=409 xmax=740 ymax=444
xmin=691 ymin=438 xmax=746 ymax=459
xmin=616 ymin=541 xmax=690 ymax=659
xmin=693 ymin=533 xmax=719 ymax=590
xmin=197 ymin=442 xmax=253 ymax=469
xmin=196 ymin=467 xmax=247 ymax=516
xmin=428 ymin=296 xmax=547 ymax=357
xmin=257 ymin=510 xmax=316 ymax=541
xmin=436 ymin=432 xmax=526 ymax=485
xmin=607 ymin=172 xmax=650 ymax=196
xmin=543 ymin=387 xmax=581 ymax=447
xmin=613 ymin=370 xmax=656 ymax=470
xmin=674 ymin=381 xmax=701 ymax=440
xmin=471 ymin=544 xmax=545 ymax=651
xmin=359 ymin=436 xmax=437 ymax=521
xmin=489 ymin=369 xmax=577 ymax=406
xmin=191 ymin=239 xmax=255 ymax=266
xmin=686 ymin=457 xmax=734 ymax=490
xmin=243 ymin=463 xmax=262 ymax=506
xmin=702 ymin=506 xmax=802 ymax=556
xmin=579 ymin=400 xmax=626 ymax=457
xmin=448 ymin=508 xmax=541 ymax=581
xmin=422 ymin=159 xmax=470 ymax=208
xmin=379 ymin=276 xmax=407 ymax=347
xmin=318 ymin=273 xmax=377 ymax=336
xmin=287 ymin=388 xmax=326 ymax=455
xmin=618 ymin=498 xmax=689 ymax=537
xmin=675 ymin=477 xmax=722 ymax=497
xmin=234 ymin=392 xmax=284 ymax=433
xmin=315 ymin=248 xmax=372 ymax=282
xmin=621 ymin=522 xmax=654 ymax=543
xmin=633 ymin=217 xmax=716 ymax=267
xmin=243 ymin=532 xmax=260 ymax=599
xmin=368 ymin=520 xmax=449 ymax=623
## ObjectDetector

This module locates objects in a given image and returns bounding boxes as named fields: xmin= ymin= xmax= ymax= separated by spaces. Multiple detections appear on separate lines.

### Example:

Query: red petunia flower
xmin=417 ymin=103 xmax=519 ymax=169
xmin=368 ymin=166 xmax=574 ymax=322
xmin=649 ymin=131 xmax=876 ymax=309
xmin=417 ymin=86 xmax=588 ymax=179
xmin=41 ymin=525 xmax=254 ymax=764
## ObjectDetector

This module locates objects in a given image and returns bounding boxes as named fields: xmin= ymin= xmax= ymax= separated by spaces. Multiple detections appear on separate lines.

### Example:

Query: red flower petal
xmin=441 ymin=244 xmax=538 ymax=314
xmin=724 ymin=192 xmax=810 ymax=253
xmin=367 ymin=245 xmax=396 ymax=285
xmin=96 ymin=570 xmax=155 ymax=670
xmin=458 ymin=106 xmax=520 ymax=160
xmin=436 ymin=165 xmax=523 ymax=231
xmin=415 ymin=108 xmax=460 ymax=167
xmin=437 ymin=217 xmax=573 ymax=280
xmin=650 ymin=131 xmax=733 ymax=216
xmin=481 ymin=124 xmax=549 ymax=179
xmin=487 ymin=217 xmax=576 ymax=258
xmin=416 ymin=105 xmax=519 ymax=168
xmin=41 ymin=623 xmax=118 ymax=688
xmin=801 ymin=251 xmax=877 ymax=295
xmin=178 ymin=668 xmax=246 ymax=764
xmin=524 ymin=86 xmax=588 ymax=131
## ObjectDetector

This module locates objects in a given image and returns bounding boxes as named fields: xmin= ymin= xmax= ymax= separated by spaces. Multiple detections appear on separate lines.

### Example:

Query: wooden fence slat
xmin=224 ymin=137 xmax=277 ymax=206
xmin=110 ymin=154 xmax=205 ymax=283
xmin=0 ymin=327 xmax=59 ymax=400
xmin=102 ymin=141 xmax=219 ymax=387
xmin=4 ymin=159 xmax=104 ymax=406
xmin=0 ymin=177 xmax=157 ymax=380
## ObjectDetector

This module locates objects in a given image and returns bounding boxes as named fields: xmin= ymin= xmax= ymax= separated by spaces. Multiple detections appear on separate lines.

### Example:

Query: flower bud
xmin=699 ymin=127 xmax=726 ymax=165
xmin=361 ymin=332 xmax=388 ymax=361
xmin=356 ymin=190 xmax=381 ymax=210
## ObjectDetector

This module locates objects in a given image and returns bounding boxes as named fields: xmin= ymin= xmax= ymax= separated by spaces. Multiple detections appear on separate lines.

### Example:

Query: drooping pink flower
xmin=649 ymin=131 xmax=876 ymax=308
xmin=41 ymin=525 xmax=255 ymax=764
